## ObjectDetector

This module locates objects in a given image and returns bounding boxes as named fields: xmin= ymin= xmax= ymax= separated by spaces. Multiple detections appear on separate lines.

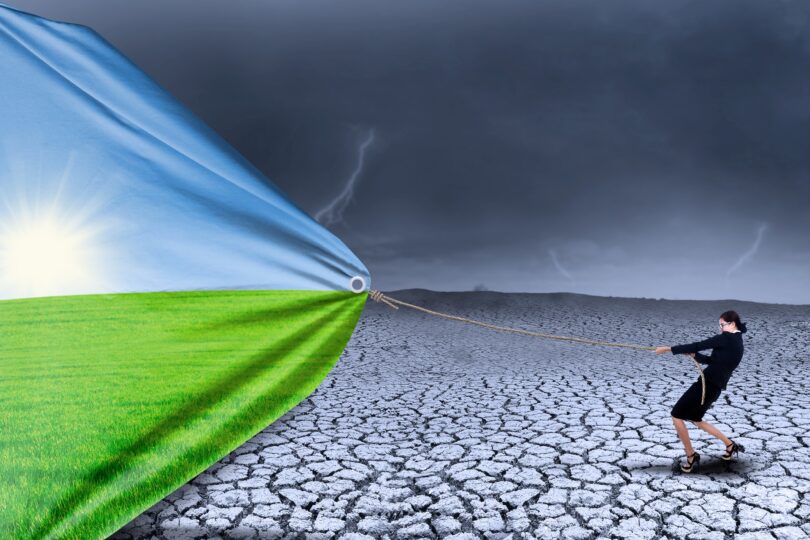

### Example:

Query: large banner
xmin=0 ymin=4 xmax=369 ymax=538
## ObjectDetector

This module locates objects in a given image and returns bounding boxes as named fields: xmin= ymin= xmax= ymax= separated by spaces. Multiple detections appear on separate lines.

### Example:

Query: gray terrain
xmin=112 ymin=290 xmax=810 ymax=539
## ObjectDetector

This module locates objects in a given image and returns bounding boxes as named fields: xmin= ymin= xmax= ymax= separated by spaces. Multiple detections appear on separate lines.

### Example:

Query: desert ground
xmin=112 ymin=290 xmax=810 ymax=539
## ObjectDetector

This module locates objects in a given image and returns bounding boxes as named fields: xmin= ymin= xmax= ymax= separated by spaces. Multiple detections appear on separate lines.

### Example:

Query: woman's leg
xmin=671 ymin=416 xmax=695 ymax=455
xmin=693 ymin=420 xmax=731 ymax=446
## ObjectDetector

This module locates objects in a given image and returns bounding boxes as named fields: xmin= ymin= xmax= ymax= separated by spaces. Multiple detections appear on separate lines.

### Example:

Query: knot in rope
xmin=369 ymin=289 xmax=398 ymax=309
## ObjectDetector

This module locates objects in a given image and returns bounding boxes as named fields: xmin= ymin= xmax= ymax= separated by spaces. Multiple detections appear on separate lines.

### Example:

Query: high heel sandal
xmin=680 ymin=451 xmax=700 ymax=473
xmin=722 ymin=440 xmax=745 ymax=461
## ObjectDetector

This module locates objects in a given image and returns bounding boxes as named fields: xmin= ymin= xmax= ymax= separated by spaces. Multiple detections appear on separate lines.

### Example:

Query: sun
xmin=0 ymin=148 xmax=120 ymax=300
xmin=0 ymin=206 xmax=105 ymax=299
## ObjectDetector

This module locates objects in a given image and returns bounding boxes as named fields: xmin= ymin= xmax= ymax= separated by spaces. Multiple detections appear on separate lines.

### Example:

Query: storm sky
xmin=10 ymin=0 xmax=810 ymax=304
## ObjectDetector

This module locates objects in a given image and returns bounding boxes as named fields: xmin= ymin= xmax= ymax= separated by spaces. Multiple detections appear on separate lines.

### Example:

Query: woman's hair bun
xmin=720 ymin=310 xmax=747 ymax=334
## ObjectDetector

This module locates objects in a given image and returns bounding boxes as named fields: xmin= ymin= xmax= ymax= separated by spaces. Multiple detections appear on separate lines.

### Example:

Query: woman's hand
xmin=688 ymin=352 xmax=696 ymax=358
xmin=655 ymin=346 xmax=671 ymax=354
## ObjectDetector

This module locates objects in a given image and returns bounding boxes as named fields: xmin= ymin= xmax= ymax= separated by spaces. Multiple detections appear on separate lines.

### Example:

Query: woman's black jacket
xmin=670 ymin=331 xmax=744 ymax=390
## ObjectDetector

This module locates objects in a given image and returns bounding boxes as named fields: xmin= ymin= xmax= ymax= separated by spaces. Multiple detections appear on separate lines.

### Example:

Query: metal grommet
xmin=349 ymin=276 xmax=366 ymax=293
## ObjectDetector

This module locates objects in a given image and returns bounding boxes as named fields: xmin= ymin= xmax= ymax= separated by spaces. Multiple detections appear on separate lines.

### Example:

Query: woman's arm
xmin=670 ymin=334 xmax=724 ymax=355
xmin=654 ymin=334 xmax=724 ymax=356
xmin=694 ymin=351 xmax=713 ymax=364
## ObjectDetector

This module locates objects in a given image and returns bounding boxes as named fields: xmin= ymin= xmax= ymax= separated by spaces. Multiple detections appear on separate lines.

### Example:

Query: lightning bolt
xmin=315 ymin=128 xmax=375 ymax=227
xmin=549 ymin=248 xmax=575 ymax=284
xmin=726 ymin=222 xmax=768 ymax=278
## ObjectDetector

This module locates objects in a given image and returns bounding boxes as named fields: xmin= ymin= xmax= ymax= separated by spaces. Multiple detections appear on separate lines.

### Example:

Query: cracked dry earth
xmin=112 ymin=290 xmax=810 ymax=540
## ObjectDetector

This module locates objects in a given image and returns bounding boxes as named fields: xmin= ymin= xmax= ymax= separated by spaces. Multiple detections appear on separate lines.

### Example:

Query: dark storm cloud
xmin=11 ymin=0 xmax=810 ymax=303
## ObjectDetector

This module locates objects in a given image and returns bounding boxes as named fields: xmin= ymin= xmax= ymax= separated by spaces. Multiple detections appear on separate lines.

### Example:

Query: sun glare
xmin=0 ymin=148 xmax=120 ymax=299
xmin=0 ymin=209 xmax=104 ymax=298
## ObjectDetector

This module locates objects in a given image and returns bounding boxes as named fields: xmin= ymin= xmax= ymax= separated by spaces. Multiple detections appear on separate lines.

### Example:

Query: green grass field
xmin=0 ymin=289 xmax=367 ymax=539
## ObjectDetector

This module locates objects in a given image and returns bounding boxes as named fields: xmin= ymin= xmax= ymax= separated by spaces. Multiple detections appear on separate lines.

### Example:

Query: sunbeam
xmin=0 ymin=150 xmax=115 ymax=299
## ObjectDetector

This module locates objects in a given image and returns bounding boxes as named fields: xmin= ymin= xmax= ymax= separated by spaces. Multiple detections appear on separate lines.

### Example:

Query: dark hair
xmin=720 ymin=310 xmax=747 ymax=334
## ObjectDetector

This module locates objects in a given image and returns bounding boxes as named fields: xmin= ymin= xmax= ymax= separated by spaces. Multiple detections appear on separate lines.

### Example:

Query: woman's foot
xmin=680 ymin=451 xmax=700 ymax=473
xmin=722 ymin=440 xmax=745 ymax=461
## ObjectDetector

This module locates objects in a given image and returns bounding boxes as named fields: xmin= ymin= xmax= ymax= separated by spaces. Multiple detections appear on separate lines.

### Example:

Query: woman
xmin=654 ymin=310 xmax=747 ymax=473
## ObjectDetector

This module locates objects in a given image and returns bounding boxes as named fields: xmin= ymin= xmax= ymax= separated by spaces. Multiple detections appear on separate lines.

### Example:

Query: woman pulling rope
xmin=654 ymin=310 xmax=747 ymax=473
xmin=369 ymin=290 xmax=747 ymax=474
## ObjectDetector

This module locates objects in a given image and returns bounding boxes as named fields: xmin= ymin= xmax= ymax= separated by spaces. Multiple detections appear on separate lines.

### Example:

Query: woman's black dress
xmin=669 ymin=330 xmax=744 ymax=422
xmin=670 ymin=378 xmax=722 ymax=421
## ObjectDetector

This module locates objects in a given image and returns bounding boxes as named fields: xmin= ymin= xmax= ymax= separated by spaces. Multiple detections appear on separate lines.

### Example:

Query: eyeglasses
xmin=719 ymin=321 xmax=731 ymax=328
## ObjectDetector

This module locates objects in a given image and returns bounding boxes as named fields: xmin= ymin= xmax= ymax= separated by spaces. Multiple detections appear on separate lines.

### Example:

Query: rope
xmin=368 ymin=289 xmax=706 ymax=405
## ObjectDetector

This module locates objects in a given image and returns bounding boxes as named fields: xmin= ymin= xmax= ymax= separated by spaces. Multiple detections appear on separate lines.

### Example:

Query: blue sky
xmin=0 ymin=4 xmax=368 ymax=299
